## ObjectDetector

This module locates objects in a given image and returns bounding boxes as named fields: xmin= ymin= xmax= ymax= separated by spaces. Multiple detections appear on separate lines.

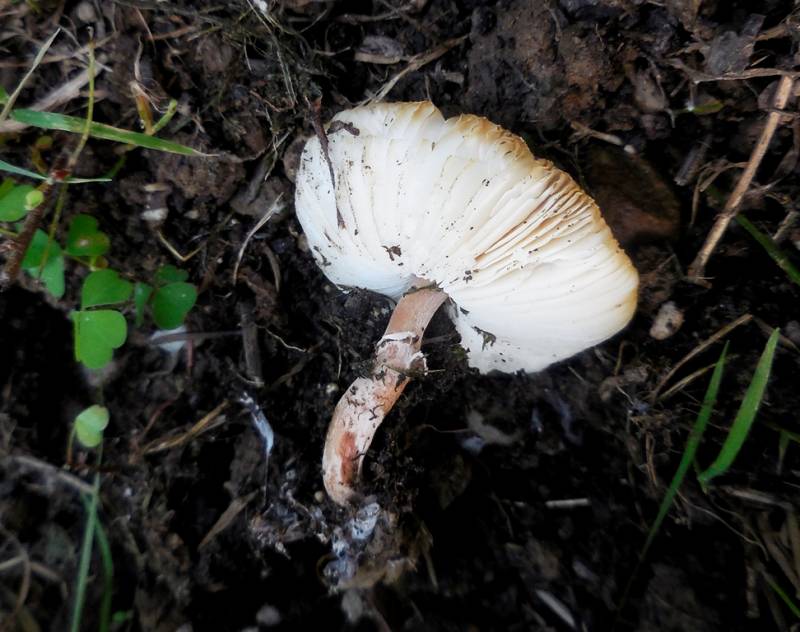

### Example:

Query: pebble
xmin=140 ymin=207 xmax=168 ymax=223
xmin=256 ymin=604 xmax=281 ymax=627
xmin=650 ymin=301 xmax=684 ymax=340
xmin=76 ymin=1 xmax=97 ymax=23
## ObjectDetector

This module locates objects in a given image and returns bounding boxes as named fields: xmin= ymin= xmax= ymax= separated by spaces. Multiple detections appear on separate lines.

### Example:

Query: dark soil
xmin=2 ymin=0 xmax=800 ymax=630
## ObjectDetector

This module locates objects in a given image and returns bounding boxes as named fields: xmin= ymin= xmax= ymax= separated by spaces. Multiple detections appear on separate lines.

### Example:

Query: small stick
xmin=0 ymin=65 xmax=105 ymax=134
xmin=570 ymin=121 xmax=634 ymax=153
xmin=772 ymin=209 xmax=798 ymax=243
xmin=674 ymin=133 xmax=712 ymax=187
xmin=238 ymin=303 xmax=264 ymax=387
xmin=687 ymin=76 xmax=794 ymax=285
xmin=545 ymin=498 xmax=590 ymax=509
xmin=0 ymin=154 xmax=69 ymax=290
xmin=0 ymin=28 xmax=61 ymax=124
xmin=1 ymin=38 xmax=98 ymax=290
xmin=669 ymin=60 xmax=799 ymax=84
xmin=232 ymin=194 xmax=283 ymax=286
xmin=142 ymin=400 xmax=229 ymax=454
xmin=649 ymin=312 xmax=752 ymax=401
xmin=366 ymin=35 xmax=467 ymax=104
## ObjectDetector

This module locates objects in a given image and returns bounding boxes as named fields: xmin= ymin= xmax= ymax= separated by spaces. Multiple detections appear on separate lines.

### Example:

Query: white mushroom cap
xmin=295 ymin=102 xmax=638 ymax=373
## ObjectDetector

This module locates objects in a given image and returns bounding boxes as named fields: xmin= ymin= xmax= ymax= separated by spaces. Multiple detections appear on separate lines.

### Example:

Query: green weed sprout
xmin=3 ymin=201 xmax=198 ymax=369
xmin=73 ymin=405 xmax=110 ymax=449
xmin=735 ymin=214 xmax=800 ymax=288
xmin=697 ymin=328 xmax=780 ymax=486
xmin=619 ymin=328 xmax=780 ymax=617
xmin=0 ymin=179 xmax=43 ymax=221
xmin=72 ymin=269 xmax=132 ymax=369
xmin=134 ymin=264 xmax=198 ymax=330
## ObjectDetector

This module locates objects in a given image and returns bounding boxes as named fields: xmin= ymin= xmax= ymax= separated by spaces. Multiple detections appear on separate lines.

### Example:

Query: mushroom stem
xmin=322 ymin=285 xmax=447 ymax=505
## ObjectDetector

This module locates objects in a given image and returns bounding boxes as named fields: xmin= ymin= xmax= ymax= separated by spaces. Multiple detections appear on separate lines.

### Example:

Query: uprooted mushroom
xmin=295 ymin=101 xmax=639 ymax=505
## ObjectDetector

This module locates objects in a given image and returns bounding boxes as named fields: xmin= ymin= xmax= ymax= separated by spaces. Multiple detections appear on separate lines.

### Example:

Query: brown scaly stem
xmin=322 ymin=284 xmax=447 ymax=505
xmin=1 ymin=39 xmax=95 ymax=291
xmin=0 ymin=159 xmax=68 ymax=290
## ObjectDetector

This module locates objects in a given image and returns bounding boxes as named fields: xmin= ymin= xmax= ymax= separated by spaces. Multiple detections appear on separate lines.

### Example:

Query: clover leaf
xmin=72 ymin=309 xmax=128 ymax=369
xmin=154 ymin=264 xmax=188 ymax=285
xmin=22 ymin=229 xmax=65 ymax=298
xmin=151 ymin=282 xmax=197 ymax=329
xmin=81 ymin=269 xmax=133 ymax=309
xmin=133 ymin=282 xmax=153 ymax=327
xmin=65 ymin=214 xmax=110 ymax=257
xmin=0 ymin=181 xmax=43 ymax=221
xmin=74 ymin=405 xmax=110 ymax=448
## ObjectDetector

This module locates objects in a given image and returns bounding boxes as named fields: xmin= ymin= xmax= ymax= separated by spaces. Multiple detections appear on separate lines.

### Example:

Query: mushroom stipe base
xmin=322 ymin=285 xmax=447 ymax=505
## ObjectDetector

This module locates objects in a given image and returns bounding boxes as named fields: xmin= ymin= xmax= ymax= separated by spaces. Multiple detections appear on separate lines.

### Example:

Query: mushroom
xmin=295 ymin=101 xmax=638 ymax=505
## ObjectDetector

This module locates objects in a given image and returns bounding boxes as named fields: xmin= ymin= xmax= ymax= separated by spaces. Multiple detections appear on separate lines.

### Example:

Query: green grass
xmin=2 ymin=29 xmax=194 ymax=632
xmin=74 ymin=483 xmax=115 ymax=632
xmin=10 ymin=109 xmax=208 ymax=156
xmin=0 ymin=29 xmax=60 ymax=123
xmin=736 ymin=214 xmax=800 ymax=287
xmin=0 ymin=159 xmax=110 ymax=183
xmin=641 ymin=342 xmax=729 ymax=557
xmin=764 ymin=574 xmax=800 ymax=619
xmin=616 ymin=343 xmax=729 ymax=619
xmin=697 ymin=328 xmax=780 ymax=487
xmin=94 ymin=513 xmax=114 ymax=632
xmin=618 ymin=329 xmax=780 ymax=620
xmin=70 ymin=472 xmax=100 ymax=632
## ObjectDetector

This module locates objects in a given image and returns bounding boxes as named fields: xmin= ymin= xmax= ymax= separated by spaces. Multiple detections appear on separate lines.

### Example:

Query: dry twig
xmin=232 ymin=194 xmax=284 ymax=286
xmin=198 ymin=490 xmax=259 ymax=550
xmin=142 ymin=400 xmax=230 ymax=454
xmin=669 ymin=60 xmax=799 ymax=84
xmin=687 ymin=76 xmax=795 ymax=285
xmin=650 ymin=313 xmax=752 ymax=401
xmin=0 ymin=526 xmax=31 ymax=629
xmin=365 ymin=35 xmax=467 ymax=104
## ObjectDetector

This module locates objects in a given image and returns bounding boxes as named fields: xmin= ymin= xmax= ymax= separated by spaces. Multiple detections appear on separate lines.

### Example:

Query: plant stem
xmin=70 ymin=465 xmax=101 ymax=632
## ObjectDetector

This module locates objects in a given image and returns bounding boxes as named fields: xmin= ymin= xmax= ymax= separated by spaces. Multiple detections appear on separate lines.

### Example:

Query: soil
xmin=2 ymin=0 xmax=800 ymax=630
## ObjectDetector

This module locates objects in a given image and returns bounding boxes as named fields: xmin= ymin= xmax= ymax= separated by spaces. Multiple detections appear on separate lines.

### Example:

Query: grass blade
xmin=698 ymin=328 xmax=780 ymax=487
xmin=75 ymin=485 xmax=114 ymax=632
xmin=69 ymin=38 xmax=95 ymax=165
xmin=764 ymin=573 xmax=800 ymax=619
xmin=60 ymin=176 xmax=113 ymax=183
xmin=736 ymin=214 xmax=800 ymax=287
xmin=0 ymin=29 xmax=60 ymax=123
xmin=70 ymin=472 xmax=100 ymax=632
xmin=641 ymin=341 xmax=729 ymax=557
xmin=0 ymin=159 xmax=49 ymax=181
xmin=0 ymin=159 xmax=110 ymax=183
xmin=616 ymin=343 xmax=728 ymax=619
xmin=10 ymin=109 xmax=209 ymax=156
xmin=766 ymin=422 xmax=800 ymax=444
xmin=93 ymin=514 xmax=114 ymax=632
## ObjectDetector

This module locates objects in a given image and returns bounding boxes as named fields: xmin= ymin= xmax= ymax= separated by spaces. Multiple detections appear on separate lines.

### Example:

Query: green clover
xmin=22 ymin=229 xmax=65 ymax=298
xmin=151 ymin=282 xmax=197 ymax=329
xmin=74 ymin=405 xmax=110 ymax=448
xmin=0 ymin=180 xmax=43 ymax=221
xmin=72 ymin=310 xmax=128 ymax=369
xmin=65 ymin=214 xmax=110 ymax=257
xmin=81 ymin=269 xmax=133 ymax=309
